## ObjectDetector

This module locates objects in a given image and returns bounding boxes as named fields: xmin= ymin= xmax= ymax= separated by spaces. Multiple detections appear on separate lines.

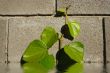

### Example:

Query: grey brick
xmin=105 ymin=17 xmax=110 ymax=62
xmin=85 ymin=63 xmax=103 ymax=73
xmin=0 ymin=63 xmax=7 ymax=73
xmin=57 ymin=0 xmax=110 ymax=14
xmin=8 ymin=17 xmax=103 ymax=62
xmin=0 ymin=0 xmax=55 ymax=15
xmin=107 ymin=63 xmax=110 ymax=73
xmin=0 ymin=18 xmax=7 ymax=63
xmin=8 ymin=63 xmax=23 ymax=73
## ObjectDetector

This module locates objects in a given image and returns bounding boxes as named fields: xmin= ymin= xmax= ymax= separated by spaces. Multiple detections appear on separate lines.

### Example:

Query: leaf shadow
xmin=20 ymin=56 xmax=26 ymax=66
xmin=56 ymin=48 xmax=76 ymax=72
xmin=54 ymin=11 xmax=65 ymax=17
xmin=61 ymin=25 xmax=74 ymax=41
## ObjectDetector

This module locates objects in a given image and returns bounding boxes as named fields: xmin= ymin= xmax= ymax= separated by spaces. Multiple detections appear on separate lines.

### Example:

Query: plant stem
xmin=59 ymin=35 xmax=63 ymax=50
xmin=59 ymin=5 xmax=71 ymax=50
xmin=65 ymin=5 xmax=71 ymax=25
xmin=65 ymin=8 xmax=68 ymax=25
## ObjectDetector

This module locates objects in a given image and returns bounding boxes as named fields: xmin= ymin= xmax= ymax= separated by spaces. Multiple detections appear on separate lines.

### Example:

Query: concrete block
xmin=105 ymin=17 xmax=110 ymax=62
xmin=8 ymin=17 xmax=103 ymax=62
xmin=8 ymin=63 xmax=23 ymax=73
xmin=107 ymin=63 xmax=110 ymax=73
xmin=0 ymin=63 xmax=7 ymax=73
xmin=84 ymin=63 xmax=103 ymax=73
xmin=57 ymin=0 xmax=110 ymax=14
xmin=0 ymin=18 xmax=7 ymax=63
xmin=0 ymin=0 xmax=55 ymax=15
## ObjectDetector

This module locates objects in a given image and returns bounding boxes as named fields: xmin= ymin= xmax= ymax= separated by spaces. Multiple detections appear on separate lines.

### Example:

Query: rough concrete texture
xmin=0 ymin=0 xmax=55 ymax=15
xmin=84 ymin=63 xmax=103 ymax=73
xmin=105 ymin=17 xmax=110 ymax=62
xmin=107 ymin=63 xmax=110 ymax=73
xmin=8 ymin=63 xmax=23 ymax=73
xmin=8 ymin=17 xmax=103 ymax=62
xmin=57 ymin=0 xmax=110 ymax=14
xmin=0 ymin=63 xmax=7 ymax=73
xmin=0 ymin=18 xmax=7 ymax=63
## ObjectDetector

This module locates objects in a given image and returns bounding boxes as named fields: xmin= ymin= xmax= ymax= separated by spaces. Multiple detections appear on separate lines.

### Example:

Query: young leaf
xmin=56 ymin=8 xmax=65 ymax=16
xmin=22 ymin=40 xmax=48 ymax=62
xmin=65 ymin=63 xmax=83 ymax=73
xmin=41 ymin=26 xmax=58 ymax=49
xmin=67 ymin=21 xmax=80 ymax=38
xmin=64 ymin=41 xmax=84 ymax=63
xmin=40 ymin=54 xmax=55 ymax=69
xmin=58 ymin=8 xmax=65 ymax=13
xmin=23 ymin=63 xmax=48 ymax=73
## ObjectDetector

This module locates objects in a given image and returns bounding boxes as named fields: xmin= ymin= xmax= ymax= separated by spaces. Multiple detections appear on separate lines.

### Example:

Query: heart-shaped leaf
xmin=23 ymin=63 xmax=48 ymax=73
xmin=40 ymin=54 xmax=55 ymax=69
xmin=64 ymin=41 xmax=84 ymax=63
xmin=67 ymin=21 xmax=80 ymax=38
xmin=22 ymin=40 xmax=48 ymax=62
xmin=65 ymin=63 xmax=83 ymax=73
xmin=41 ymin=26 xmax=58 ymax=49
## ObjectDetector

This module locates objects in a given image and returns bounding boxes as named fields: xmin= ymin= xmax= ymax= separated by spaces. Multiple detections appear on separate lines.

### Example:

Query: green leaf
xmin=22 ymin=40 xmax=48 ymax=62
xmin=67 ymin=21 xmax=80 ymax=38
xmin=58 ymin=8 xmax=65 ymax=13
xmin=41 ymin=26 xmax=58 ymax=49
xmin=65 ymin=63 xmax=83 ymax=73
xmin=23 ymin=63 xmax=48 ymax=73
xmin=56 ymin=8 xmax=65 ymax=16
xmin=40 ymin=54 xmax=55 ymax=69
xmin=69 ymin=41 xmax=84 ymax=53
xmin=64 ymin=41 xmax=84 ymax=63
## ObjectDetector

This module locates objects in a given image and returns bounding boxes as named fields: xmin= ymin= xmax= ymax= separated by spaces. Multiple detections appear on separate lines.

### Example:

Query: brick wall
xmin=0 ymin=0 xmax=110 ymax=63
